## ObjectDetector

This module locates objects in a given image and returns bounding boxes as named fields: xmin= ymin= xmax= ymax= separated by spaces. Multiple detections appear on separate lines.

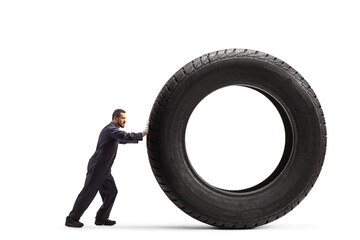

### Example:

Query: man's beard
xmin=117 ymin=120 xmax=124 ymax=128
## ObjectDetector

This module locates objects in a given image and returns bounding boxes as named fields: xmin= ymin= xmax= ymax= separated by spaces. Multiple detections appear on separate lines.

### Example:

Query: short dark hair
xmin=112 ymin=109 xmax=126 ymax=120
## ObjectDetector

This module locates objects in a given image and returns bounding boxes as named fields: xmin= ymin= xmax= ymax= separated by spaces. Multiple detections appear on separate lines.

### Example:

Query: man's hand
xmin=142 ymin=120 xmax=149 ymax=137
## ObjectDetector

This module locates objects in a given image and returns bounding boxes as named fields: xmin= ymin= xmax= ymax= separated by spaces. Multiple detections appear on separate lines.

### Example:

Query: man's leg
xmin=69 ymin=169 xmax=104 ymax=221
xmin=96 ymin=174 xmax=118 ymax=220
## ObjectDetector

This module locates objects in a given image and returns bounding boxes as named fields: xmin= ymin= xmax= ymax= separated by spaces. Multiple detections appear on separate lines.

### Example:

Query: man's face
xmin=115 ymin=112 xmax=126 ymax=128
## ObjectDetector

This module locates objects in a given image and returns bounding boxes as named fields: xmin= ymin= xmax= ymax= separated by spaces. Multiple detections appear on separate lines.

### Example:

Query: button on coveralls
xmin=69 ymin=122 xmax=143 ymax=221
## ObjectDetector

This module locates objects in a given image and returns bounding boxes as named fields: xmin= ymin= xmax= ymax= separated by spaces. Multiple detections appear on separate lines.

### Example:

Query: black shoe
xmin=95 ymin=217 xmax=116 ymax=226
xmin=65 ymin=216 xmax=84 ymax=228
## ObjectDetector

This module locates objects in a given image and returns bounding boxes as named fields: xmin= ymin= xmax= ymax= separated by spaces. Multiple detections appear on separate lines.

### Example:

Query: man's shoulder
xmin=99 ymin=122 xmax=115 ymax=133
xmin=98 ymin=122 xmax=119 ymax=141
xmin=104 ymin=122 xmax=116 ymax=130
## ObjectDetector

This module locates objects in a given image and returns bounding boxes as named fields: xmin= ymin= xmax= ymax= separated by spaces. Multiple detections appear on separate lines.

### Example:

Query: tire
xmin=147 ymin=49 xmax=327 ymax=229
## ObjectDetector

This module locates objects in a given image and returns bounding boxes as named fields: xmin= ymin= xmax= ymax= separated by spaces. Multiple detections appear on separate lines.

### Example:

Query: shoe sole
xmin=65 ymin=223 xmax=84 ymax=228
xmin=95 ymin=222 xmax=116 ymax=226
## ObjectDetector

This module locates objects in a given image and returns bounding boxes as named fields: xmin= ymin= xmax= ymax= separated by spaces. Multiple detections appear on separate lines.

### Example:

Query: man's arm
xmin=118 ymin=139 xmax=139 ymax=144
xmin=109 ymin=126 xmax=143 ymax=142
xmin=115 ymin=120 xmax=148 ymax=144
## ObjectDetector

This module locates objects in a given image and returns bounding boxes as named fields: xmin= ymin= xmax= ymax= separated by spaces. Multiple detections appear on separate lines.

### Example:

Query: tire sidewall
xmin=156 ymin=58 xmax=323 ymax=222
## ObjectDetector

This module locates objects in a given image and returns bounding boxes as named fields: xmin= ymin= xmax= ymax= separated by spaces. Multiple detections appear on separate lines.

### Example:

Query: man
xmin=65 ymin=109 xmax=148 ymax=227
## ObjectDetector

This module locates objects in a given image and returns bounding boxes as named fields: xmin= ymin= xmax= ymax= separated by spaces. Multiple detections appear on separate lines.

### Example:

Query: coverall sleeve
xmin=109 ymin=127 xmax=143 ymax=144
xmin=118 ymin=139 xmax=139 ymax=144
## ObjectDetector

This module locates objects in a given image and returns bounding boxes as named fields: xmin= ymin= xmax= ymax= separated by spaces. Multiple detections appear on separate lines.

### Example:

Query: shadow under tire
xmin=146 ymin=49 xmax=327 ymax=229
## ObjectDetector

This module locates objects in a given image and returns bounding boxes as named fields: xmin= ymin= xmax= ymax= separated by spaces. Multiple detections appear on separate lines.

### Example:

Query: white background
xmin=0 ymin=0 xmax=359 ymax=239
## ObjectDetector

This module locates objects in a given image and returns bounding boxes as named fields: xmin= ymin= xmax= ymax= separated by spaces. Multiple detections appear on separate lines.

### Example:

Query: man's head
xmin=112 ymin=109 xmax=126 ymax=128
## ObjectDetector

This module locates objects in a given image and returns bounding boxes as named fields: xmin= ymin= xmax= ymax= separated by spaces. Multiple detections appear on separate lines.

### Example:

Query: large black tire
xmin=147 ymin=49 xmax=327 ymax=228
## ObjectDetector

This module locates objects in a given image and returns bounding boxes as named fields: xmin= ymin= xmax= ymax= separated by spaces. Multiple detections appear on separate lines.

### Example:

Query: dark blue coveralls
xmin=69 ymin=122 xmax=143 ymax=221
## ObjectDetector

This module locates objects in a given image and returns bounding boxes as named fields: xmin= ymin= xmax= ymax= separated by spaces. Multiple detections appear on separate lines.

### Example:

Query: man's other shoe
xmin=95 ymin=217 xmax=116 ymax=226
xmin=65 ymin=216 xmax=84 ymax=228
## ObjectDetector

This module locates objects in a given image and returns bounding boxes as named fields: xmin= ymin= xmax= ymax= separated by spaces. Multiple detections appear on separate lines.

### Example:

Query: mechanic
xmin=65 ymin=109 xmax=148 ymax=227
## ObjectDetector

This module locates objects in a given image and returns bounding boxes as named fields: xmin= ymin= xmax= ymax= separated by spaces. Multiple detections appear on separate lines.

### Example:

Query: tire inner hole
xmin=185 ymin=85 xmax=286 ymax=191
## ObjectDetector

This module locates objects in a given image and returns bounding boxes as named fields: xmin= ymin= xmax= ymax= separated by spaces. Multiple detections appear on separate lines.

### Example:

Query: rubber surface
xmin=146 ymin=49 xmax=327 ymax=228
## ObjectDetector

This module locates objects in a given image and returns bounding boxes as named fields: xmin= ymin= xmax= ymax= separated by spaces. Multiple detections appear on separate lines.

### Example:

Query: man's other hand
xmin=143 ymin=120 xmax=149 ymax=136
